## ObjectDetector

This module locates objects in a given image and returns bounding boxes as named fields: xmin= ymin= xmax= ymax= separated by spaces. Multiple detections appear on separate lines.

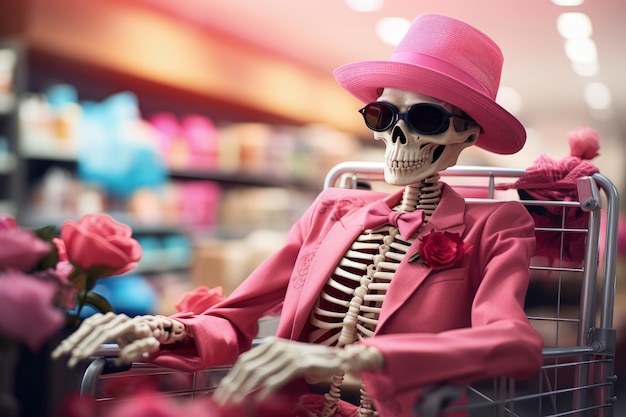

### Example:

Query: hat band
xmin=390 ymin=51 xmax=494 ymax=98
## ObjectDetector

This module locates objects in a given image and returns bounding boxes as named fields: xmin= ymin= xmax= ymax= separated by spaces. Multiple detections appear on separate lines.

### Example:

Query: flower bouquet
xmin=0 ymin=213 xmax=142 ymax=351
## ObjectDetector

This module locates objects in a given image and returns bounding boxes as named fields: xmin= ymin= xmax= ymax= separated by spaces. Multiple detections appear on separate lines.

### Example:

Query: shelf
xmin=0 ymin=153 xmax=16 ymax=173
xmin=1 ymin=0 xmax=332 ymax=276
xmin=20 ymin=142 xmax=77 ymax=162
xmin=19 ymin=151 xmax=322 ymax=191
xmin=133 ymin=250 xmax=191 ymax=275
xmin=19 ymin=209 xmax=185 ymax=233
xmin=0 ymin=200 xmax=16 ymax=215
xmin=0 ymin=93 xmax=17 ymax=114
xmin=169 ymin=168 xmax=320 ymax=190
xmin=1 ymin=0 xmax=369 ymax=137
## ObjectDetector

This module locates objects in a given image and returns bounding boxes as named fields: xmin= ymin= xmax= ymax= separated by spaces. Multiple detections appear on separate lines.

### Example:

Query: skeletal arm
xmin=213 ymin=336 xmax=384 ymax=405
xmin=51 ymin=312 xmax=187 ymax=367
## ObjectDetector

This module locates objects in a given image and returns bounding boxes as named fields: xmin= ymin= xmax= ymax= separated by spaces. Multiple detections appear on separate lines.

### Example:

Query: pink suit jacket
xmin=150 ymin=184 xmax=544 ymax=417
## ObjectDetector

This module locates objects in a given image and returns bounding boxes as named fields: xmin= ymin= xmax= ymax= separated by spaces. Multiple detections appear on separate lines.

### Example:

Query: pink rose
xmin=416 ymin=231 xmax=471 ymax=270
xmin=0 ymin=214 xmax=51 ymax=270
xmin=175 ymin=285 xmax=225 ymax=314
xmin=53 ymin=237 xmax=68 ymax=262
xmin=0 ymin=213 xmax=17 ymax=230
xmin=53 ymin=261 xmax=77 ymax=309
xmin=35 ymin=261 xmax=77 ymax=310
xmin=61 ymin=214 xmax=142 ymax=277
xmin=0 ymin=269 xmax=66 ymax=350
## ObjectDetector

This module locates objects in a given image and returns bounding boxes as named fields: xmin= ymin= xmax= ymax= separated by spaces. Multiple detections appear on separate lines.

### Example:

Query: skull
xmin=374 ymin=88 xmax=481 ymax=186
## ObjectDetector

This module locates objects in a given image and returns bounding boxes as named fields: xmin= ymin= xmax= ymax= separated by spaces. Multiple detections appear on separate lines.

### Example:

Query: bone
xmin=416 ymin=174 xmax=442 ymax=221
xmin=321 ymin=372 xmax=345 ymax=417
xmin=308 ymin=174 xmax=443 ymax=414
xmin=398 ymin=184 xmax=420 ymax=212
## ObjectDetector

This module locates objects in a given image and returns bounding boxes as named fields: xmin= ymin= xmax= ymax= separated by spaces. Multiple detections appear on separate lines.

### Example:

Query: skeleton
xmin=52 ymin=88 xmax=481 ymax=416
xmin=301 ymin=89 xmax=480 ymax=416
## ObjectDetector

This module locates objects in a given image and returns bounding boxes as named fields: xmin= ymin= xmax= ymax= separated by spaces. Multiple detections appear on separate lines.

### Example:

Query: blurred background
xmin=0 ymin=0 xmax=624 ymax=414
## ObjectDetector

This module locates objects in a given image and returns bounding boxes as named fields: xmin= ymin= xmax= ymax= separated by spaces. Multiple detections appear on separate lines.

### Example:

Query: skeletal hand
xmin=213 ymin=336 xmax=383 ymax=405
xmin=51 ymin=312 xmax=186 ymax=368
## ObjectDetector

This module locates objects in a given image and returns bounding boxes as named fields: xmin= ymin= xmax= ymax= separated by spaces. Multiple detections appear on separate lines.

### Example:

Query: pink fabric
xmin=363 ymin=200 xmax=424 ymax=239
xmin=149 ymin=185 xmax=543 ymax=417
xmin=491 ymin=127 xmax=603 ymax=263
xmin=513 ymin=154 xmax=599 ymax=262
xmin=294 ymin=394 xmax=360 ymax=417
xmin=333 ymin=14 xmax=526 ymax=155
xmin=389 ymin=51 xmax=488 ymax=96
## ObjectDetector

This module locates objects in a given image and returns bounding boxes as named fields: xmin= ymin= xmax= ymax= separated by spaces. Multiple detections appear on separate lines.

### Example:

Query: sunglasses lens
xmin=408 ymin=104 xmax=447 ymax=134
xmin=361 ymin=103 xmax=395 ymax=131
xmin=360 ymin=102 xmax=462 ymax=134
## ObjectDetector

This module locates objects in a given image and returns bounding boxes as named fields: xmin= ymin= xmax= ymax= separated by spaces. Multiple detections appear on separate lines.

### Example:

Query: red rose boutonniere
xmin=409 ymin=231 xmax=472 ymax=270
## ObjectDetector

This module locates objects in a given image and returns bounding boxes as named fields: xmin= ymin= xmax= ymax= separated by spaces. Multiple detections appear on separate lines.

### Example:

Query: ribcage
xmin=308 ymin=225 xmax=412 ymax=346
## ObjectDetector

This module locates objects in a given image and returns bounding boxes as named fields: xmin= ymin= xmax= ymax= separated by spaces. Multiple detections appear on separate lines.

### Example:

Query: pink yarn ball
xmin=567 ymin=126 xmax=600 ymax=160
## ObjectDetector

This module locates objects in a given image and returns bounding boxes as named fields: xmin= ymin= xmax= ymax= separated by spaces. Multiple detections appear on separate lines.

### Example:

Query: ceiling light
xmin=564 ymin=38 xmax=597 ymax=63
xmin=344 ymin=0 xmax=383 ymax=12
xmin=557 ymin=12 xmax=592 ymax=39
xmin=0 ymin=49 xmax=16 ymax=72
xmin=376 ymin=17 xmax=411 ymax=46
xmin=584 ymin=82 xmax=612 ymax=110
xmin=572 ymin=60 xmax=599 ymax=77
xmin=551 ymin=0 xmax=584 ymax=6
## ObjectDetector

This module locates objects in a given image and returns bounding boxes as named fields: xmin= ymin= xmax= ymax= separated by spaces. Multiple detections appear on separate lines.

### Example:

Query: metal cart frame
xmin=80 ymin=162 xmax=619 ymax=417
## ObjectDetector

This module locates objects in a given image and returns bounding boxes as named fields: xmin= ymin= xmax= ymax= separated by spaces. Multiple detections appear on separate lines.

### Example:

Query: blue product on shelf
xmin=79 ymin=274 xmax=157 ymax=318
xmin=162 ymin=234 xmax=192 ymax=268
xmin=77 ymin=91 xmax=167 ymax=198
xmin=46 ymin=83 xmax=78 ymax=110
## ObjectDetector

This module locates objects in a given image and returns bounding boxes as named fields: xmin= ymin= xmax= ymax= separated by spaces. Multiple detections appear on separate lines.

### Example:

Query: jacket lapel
xmin=376 ymin=184 xmax=468 ymax=329
xmin=288 ymin=201 xmax=377 ymax=338
xmin=288 ymin=184 xmax=468 ymax=338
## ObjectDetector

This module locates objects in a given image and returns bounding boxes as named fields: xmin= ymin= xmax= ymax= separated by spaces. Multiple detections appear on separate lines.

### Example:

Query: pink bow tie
xmin=363 ymin=200 xmax=424 ymax=240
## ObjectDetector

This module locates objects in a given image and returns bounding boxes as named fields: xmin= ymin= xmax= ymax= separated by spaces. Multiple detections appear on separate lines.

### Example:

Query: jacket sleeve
xmin=360 ymin=201 xmax=544 ymax=399
xmin=147 ymin=188 xmax=383 ymax=371
xmin=146 ymin=191 xmax=322 ymax=371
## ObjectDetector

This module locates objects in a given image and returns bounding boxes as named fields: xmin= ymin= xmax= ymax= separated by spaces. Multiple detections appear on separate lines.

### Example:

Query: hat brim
xmin=334 ymin=60 xmax=525 ymax=155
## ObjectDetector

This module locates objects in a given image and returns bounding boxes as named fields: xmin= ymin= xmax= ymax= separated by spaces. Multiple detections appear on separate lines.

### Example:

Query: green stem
xmin=76 ymin=286 xmax=88 ymax=318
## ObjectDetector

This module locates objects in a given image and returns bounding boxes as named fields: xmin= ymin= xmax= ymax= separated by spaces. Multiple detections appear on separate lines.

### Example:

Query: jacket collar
xmin=287 ymin=183 xmax=468 ymax=338
xmin=340 ymin=182 xmax=467 ymax=236
xmin=367 ymin=183 xmax=468 ymax=328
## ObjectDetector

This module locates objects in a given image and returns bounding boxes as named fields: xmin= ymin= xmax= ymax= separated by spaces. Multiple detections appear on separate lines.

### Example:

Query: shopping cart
xmin=80 ymin=162 xmax=619 ymax=417
xmin=325 ymin=162 xmax=619 ymax=417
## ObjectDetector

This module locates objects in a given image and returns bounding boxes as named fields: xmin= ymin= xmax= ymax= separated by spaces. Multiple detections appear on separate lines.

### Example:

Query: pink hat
xmin=333 ymin=14 xmax=525 ymax=155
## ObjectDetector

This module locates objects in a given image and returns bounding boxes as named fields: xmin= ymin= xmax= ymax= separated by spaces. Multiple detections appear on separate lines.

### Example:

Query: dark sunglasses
xmin=359 ymin=101 xmax=478 ymax=135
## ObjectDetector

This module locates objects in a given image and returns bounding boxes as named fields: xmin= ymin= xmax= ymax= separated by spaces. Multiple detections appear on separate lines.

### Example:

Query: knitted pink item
xmin=514 ymin=127 xmax=601 ymax=262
